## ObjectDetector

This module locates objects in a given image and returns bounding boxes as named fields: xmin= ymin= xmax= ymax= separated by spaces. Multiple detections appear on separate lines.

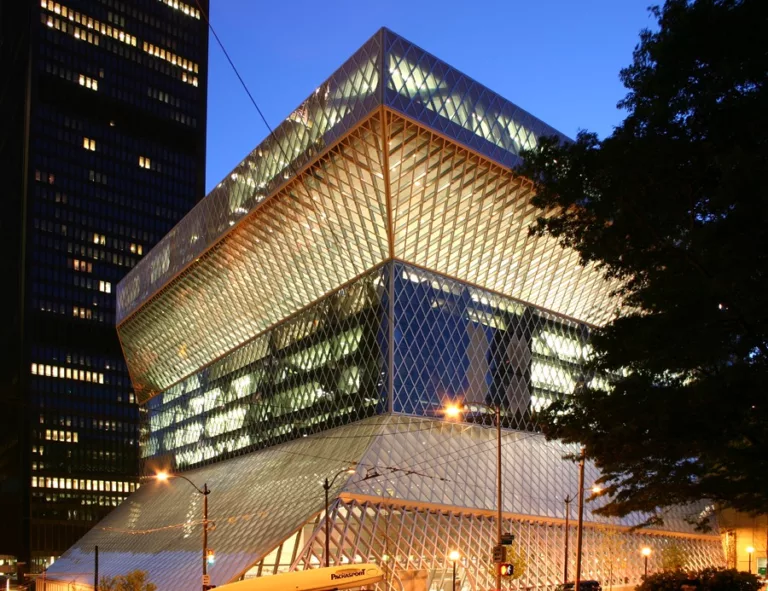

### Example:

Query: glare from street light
xmin=444 ymin=404 xmax=462 ymax=419
xmin=747 ymin=546 xmax=755 ymax=554
xmin=346 ymin=468 xmax=356 ymax=475
xmin=591 ymin=485 xmax=602 ymax=494
xmin=641 ymin=547 xmax=652 ymax=557
xmin=155 ymin=471 xmax=169 ymax=481
xmin=448 ymin=550 xmax=461 ymax=562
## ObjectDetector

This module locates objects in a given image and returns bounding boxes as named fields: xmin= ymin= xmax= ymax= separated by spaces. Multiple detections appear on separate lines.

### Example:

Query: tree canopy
xmin=520 ymin=0 xmax=768 ymax=524
xmin=637 ymin=568 xmax=760 ymax=591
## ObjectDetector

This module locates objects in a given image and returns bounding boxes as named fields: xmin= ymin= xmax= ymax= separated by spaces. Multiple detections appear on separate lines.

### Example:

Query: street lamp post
xmin=641 ymin=547 xmax=652 ymax=578
xmin=322 ymin=468 xmax=356 ymax=568
xmin=575 ymin=447 xmax=586 ymax=591
xmin=155 ymin=472 xmax=210 ymax=591
xmin=445 ymin=402 xmax=502 ymax=591
xmin=564 ymin=495 xmax=574 ymax=584
xmin=566 ymin=481 xmax=601 ymax=587
xmin=449 ymin=550 xmax=461 ymax=591
xmin=747 ymin=546 xmax=755 ymax=574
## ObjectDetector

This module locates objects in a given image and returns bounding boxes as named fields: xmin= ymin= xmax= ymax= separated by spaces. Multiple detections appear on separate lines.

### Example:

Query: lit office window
xmin=73 ymin=259 xmax=93 ymax=272
xmin=142 ymin=42 xmax=199 ymax=76
xmin=44 ymin=429 xmax=78 ymax=443
xmin=83 ymin=137 xmax=96 ymax=151
xmin=157 ymin=0 xmax=201 ymax=19
xmin=78 ymin=74 xmax=98 ymax=91
xmin=41 ymin=2 xmax=137 ymax=47
xmin=73 ymin=306 xmax=92 ymax=319
xmin=99 ymin=281 xmax=112 ymax=293
xmin=181 ymin=71 xmax=199 ymax=87
xmin=32 ymin=363 xmax=104 ymax=384
xmin=139 ymin=156 xmax=151 ymax=169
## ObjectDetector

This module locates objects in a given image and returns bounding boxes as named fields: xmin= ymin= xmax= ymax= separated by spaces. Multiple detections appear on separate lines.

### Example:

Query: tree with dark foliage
xmin=520 ymin=0 xmax=768 ymax=524
xmin=637 ymin=569 xmax=760 ymax=591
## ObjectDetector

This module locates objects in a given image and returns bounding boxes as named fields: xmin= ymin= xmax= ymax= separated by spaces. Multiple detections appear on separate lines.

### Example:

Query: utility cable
xmin=194 ymin=1 xmax=276 ymax=152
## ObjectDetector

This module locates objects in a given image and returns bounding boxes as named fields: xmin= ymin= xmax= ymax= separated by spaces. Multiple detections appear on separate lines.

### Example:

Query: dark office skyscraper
xmin=0 ymin=0 xmax=209 ymax=575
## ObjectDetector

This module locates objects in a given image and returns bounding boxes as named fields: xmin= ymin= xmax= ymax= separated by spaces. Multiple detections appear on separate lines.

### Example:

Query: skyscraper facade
xmin=46 ymin=29 xmax=723 ymax=591
xmin=0 ymin=0 xmax=208 ymax=575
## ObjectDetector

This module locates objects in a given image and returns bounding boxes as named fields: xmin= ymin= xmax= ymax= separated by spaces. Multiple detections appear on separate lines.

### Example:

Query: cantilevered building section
xmin=46 ymin=28 xmax=723 ymax=591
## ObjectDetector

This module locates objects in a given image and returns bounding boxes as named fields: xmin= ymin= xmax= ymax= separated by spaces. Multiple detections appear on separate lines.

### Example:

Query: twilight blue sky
xmin=204 ymin=0 xmax=656 ymax=193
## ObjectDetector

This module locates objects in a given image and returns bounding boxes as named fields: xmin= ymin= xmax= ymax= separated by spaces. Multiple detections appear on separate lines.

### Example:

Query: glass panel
xmin=142 ymin=267 xmax=388 ymax=470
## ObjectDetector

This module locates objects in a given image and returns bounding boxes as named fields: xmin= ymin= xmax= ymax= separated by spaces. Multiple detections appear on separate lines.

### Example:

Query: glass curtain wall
xmin=142 ymin=262 xmax=599 ymax=472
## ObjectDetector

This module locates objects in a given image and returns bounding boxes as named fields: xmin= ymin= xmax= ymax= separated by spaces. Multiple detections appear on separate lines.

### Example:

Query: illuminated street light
xmin=444 ymin=404 xmax=462 ymax=419
xmin=565 ymin=480 xmax=603 ymax=586
xmin=154 ymin=472 xmax=211 ymax=591
xmin=449 ymin=550 xmax=461 ymax=591
xmin=641 ymin=547 xmax=652 ymax=577
xmin=444 ymin=402 xmax=503 ymax=591
xmin=747 ymin=546 xmax=755 ymax=574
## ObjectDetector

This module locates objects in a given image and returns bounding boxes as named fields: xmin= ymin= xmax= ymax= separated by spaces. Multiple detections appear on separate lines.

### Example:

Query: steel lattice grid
xmin=118 ymin=109 xmax=618 ymax=402
xmin=117 ymin=30 xmax=621 ymax=401
xmin=289 ymin=499 xmax=723 ymax=591
xmin=141 ymin=266 xmax=389 ymax=470
xmin=386 ymin=113 xmax=616 ymax=328
xmin=119 ymin=112 xmax=390 ymax=398
xmin=117 ymin=32 xmax=383 ymax=322
xmin=41 ymin=426 xmax=384 ymax=591
xmin=117 ymin=27 xmax=569 ymax=324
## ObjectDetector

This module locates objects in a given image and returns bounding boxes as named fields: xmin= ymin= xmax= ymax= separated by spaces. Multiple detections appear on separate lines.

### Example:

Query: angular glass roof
xmin=116 ymin=28 xmax=568 ymax=324
xmin=117 ymin=109 xmax=617 ymax=397
xmin=45 ymin=417 xmax=718 ymax=590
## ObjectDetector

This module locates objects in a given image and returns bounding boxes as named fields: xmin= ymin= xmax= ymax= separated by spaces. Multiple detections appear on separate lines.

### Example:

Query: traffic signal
xmin=492 ymin=545 xmax=505 ymax=563
xmin=206 ymin=549 xmax=215 ymax=565
xmin=498 ymin=563 xmax=514 ymax=577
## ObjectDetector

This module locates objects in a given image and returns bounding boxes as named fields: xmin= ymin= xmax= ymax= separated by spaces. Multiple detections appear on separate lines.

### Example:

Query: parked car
xmin=555 ymin=581 xmax=602 ymax=591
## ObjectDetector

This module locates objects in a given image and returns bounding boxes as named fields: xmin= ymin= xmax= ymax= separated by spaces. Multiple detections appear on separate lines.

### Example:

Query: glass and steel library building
xmin=45 ymin=28 xmax=724 ymax=591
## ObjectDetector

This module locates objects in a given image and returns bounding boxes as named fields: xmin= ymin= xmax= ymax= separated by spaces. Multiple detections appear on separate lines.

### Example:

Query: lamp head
xmin=155 ymin=471 xmax=169 ymax=481
xmin=448 ymin=550 xmax=461 ymax=562
xmin=444 ymin=404 xmax=463 ymax=419
xmin=641 ymin=547 xmax=652 ymax=557
xmin=747 ymin=546 xmax=755 ymax=554
xmin=591 ymin=484 xmax=602 ymax=494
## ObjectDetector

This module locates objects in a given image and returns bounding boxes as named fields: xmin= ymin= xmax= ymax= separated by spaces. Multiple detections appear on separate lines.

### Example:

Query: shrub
xmin=636 ymin=568 xmax=761 ymax=591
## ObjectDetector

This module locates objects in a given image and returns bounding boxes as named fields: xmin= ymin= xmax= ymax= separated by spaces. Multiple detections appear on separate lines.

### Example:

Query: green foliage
xmin=520 ymin=0 xmax=768 ymax=521
xmin=636 ymin=568 xmax=761 ymax=591
xmin=698 ymin=568 xmax=762 ymax=591
xmin=485 ymin=546 xmax=527 ymax=581
xmin=99 ymin=570 xmax=157 ymax=591
xmin=505 ymin=546 xmax=527 ymax=581
xmin=660 ymin=544 xmax=689 ymax=571
xmin=636 ymin=569 xmax=690 ymax=591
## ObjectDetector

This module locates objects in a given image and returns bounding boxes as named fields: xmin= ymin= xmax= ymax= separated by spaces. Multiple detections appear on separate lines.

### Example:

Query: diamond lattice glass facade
xmin=46 ymin=28 xmax=723 ymax=591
